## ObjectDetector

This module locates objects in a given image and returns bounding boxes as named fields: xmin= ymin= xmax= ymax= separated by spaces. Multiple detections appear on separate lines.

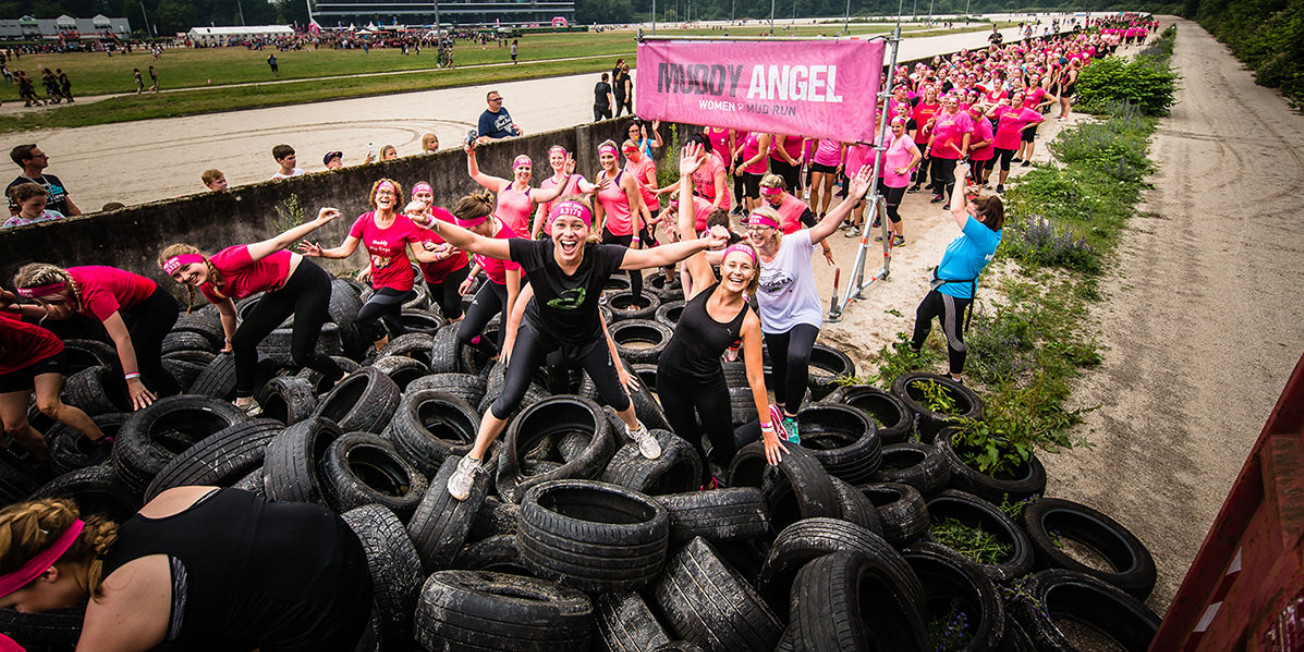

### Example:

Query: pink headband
xmin=722 ymin=243 xmax=757 ymax=266
xmin=760 ymin=186 xmax=783 ymax=197
xmin=163 ymin=253 xmax=205 ymax=276
xmin=411 ymin=182 xmax=432 ymax=198
xmin=15 ymin=282 xmax=65 ymax=299
xmin=0 ymin=519 xmax=83 ymax=598
xmin=746 ymin=212 xmax=781 ymax=229
xmin=598 ymin=145 xmax=619 ymax=157
xmin=513 ymin=155 xmax=532 ymax=170
xmin=454 ymin=213 xmax=490 ymax=228
xmin=548 ymin=145 xmax=568 ymax=157
xmin=548 ymin=200 xmax=593 ymax=227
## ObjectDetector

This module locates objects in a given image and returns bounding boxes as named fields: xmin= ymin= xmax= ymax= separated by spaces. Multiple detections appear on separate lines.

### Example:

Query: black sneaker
xmin=1020 ymin=161 xmax=1031 ymax=168
xmin=907 ymin=185 xmax=921 ymax=194
xmin=1012 ymin=156 xmax=1023 ymax=163
xmin=996 ymin=184 xmax=1005 ymax=194
xmin=930 ymin=194 xmax=945 ymax=204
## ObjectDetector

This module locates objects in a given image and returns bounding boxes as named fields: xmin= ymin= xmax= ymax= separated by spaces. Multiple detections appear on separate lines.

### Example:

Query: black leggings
xmin=994 ymin=147 xmax=1017 ymax=172
xmin=602 ymin=228 xmax=642 ymax=300
xmin=233 ymin=261 xmax=344 ymax=398
xmin=770 ymin=158 xmax=801 ymax=193
xmin=459 ymin=279 xmax=509 ymax=354
xmin=425 ymin=265 xmax=469 ymax=321
xmin=929 ymin=157 xmax=959 ymax=200
xmin=877 ymin=183 xmax=907 ymax=223
xmin=764 ymin=323 xmax=820 ymax=416
xmin=910 ymin=289 xmax=973 ymax=375
xmin=357 ymin=286 xmax=413 ymax=341
xmin=913 ymin=152 xmax=932 ymax=187
xmin=657 ymin=370 xmax=734 ymax=480
xmin=491 ymin=320 xmax=630 ymax=420
xmin=122 ymin=287 xmax=182 ymax=396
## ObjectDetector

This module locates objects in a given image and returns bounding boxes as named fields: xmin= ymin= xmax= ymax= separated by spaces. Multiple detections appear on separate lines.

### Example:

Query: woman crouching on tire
xmin=0 ymin=488 xmax=371 ymax=650
xmin=659 ymin=144 xmax=786 ymax=488
xmin=748 ymin=165 xmax=877 ymax=441
xmin=430 ymin=194 xmax=731 ymax=500
xmin=908 ymin=162 xmax=1004 ymax=383
xmin=160 ymin=207 xmax=345 ymax=415
xmin=11 ymin=262 xmax=183 ymax=410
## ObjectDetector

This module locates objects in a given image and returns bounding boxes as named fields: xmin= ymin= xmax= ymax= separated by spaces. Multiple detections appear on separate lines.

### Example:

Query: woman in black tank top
xmin=657 ymin=144 xmax=788 ymax=488
xmin=0 ymin=486 xmax=371 ymax=652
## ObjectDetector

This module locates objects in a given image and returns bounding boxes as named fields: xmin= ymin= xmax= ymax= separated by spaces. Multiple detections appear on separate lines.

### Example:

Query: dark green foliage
xmin=1194 ymin=0 xmax=1304 ymax=105
xmin=1075 ymin=55 xmax=1179 ymax=116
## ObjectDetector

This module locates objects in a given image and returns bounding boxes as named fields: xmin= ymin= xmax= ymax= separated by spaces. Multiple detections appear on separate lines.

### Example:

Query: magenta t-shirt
xmin=418 ymin=207 xmax=470 ymax=284
xmin=992 ymin=106 xmax=1044 ymax=150
xmin=691 ymin=152 xmax=731 ymax=211
xmin=69 ymin=266 xmax=156 ymax=321
xmin=969 ymin=117 xmax=996 ymax=162
xmin=476 ymin=220 xmax=522 ymax=285
xmin=883 ymin=135 xmax=919 ymax=188
xmin=200 ymin=246 xmax=292 ymax=302
xmin=349 ymin=211 xmax=422 ymax=292
xmin=930 ymin=111 xmax=975 ymax=160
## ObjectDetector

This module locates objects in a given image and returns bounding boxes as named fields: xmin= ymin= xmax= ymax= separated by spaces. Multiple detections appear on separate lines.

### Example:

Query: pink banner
xmin=635 ymin=38 xmax=886 ymax=144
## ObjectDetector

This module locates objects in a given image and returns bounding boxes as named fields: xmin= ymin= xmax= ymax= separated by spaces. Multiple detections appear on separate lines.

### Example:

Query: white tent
xmin=186 ymin=24 xmax=294 ymax=46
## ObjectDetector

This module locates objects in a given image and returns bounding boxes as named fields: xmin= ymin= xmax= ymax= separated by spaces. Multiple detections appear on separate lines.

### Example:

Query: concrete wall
xmin=0 ymin=118 xmax=665 ymax=296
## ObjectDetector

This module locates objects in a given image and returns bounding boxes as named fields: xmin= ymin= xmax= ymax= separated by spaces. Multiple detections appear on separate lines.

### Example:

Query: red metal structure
xmin=1151 ymin=353 xmax=1304 ymax=650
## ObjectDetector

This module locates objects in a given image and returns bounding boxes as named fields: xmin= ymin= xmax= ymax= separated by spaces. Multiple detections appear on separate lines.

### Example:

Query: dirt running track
xmin=1039 ymin=18 xmax=1304 ymax=614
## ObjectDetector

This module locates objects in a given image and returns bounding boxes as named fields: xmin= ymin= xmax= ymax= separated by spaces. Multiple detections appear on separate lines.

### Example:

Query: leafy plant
xmin=1075 ymin=54 xmax=1179 ymax=116
xmin=914 ymin=379 xmax=960 ymax=415
xmin=947 ymin=418 xmax=1033 ymax=479
xmin=931 ymin=516 xmax=1012 ymax=566
xmin=271 ymin=193 xmax=306 ymax=236
xmin=927 ymin=601 xmax=973 ymax=652
xmin=998 ymin=495 xmax=1039 ymax=521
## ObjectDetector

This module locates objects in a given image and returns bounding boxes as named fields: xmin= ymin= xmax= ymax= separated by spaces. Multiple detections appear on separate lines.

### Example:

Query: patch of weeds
xmin=947 ymin=418 xmax=1034 ymax=479
xmin=915 ymin=379 xmax=961 ymax=415
xmin=927 ymin=601 xmax=973 ymax=652
xmin=1000 ymin=575 xmax=1050 ymax=621
xmin=931 ymin=516 xmax=1013 ymax=566
xmin=885 ymin=308 xmax=904 ymax=318
xmin=270 ymin=193 xmax=306 ymax=235
xmin=998 ymin=494 xmax=1039 ymax=521
xmin=870 ymin=333 xmax=944 ymax=385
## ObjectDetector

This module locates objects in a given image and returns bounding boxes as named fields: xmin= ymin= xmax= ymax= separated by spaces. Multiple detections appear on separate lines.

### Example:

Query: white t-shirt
xmin=756 ymin=229 xmax=823 ymax=334
xmin=270 ymin=168 xmax=305 ymax=180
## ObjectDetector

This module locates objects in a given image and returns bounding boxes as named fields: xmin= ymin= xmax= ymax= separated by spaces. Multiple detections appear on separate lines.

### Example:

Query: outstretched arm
xmin=248 ymin=208 xmax=341 ymax=261
xmin=950 ymin=162 xmax=970 ymax=228
xmin=429 ymin=219 xmax=513 ymax=261
xmin=621 ymin=226 xmax=728 ymax=271
xmin=466 ymin=146 xmax=508 ymax=191
xmin=675 ymin=143 xmax=717 ymax=298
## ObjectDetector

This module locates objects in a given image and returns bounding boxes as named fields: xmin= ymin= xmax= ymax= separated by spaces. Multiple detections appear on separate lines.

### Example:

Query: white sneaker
xmin=447 ymin=455 xmax=484 ymax=500
xmin=234 ymin=399 xmax=262 ymax=417
xmin=628 ymin=423 xmax=661 ymax=459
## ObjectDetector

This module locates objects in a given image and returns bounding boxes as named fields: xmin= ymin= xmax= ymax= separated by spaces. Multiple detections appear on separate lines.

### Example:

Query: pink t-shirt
xmin=476 ymin=220 xmax=522 ymax=285
xmin=0 ymin=311 xmax=63 ymax=373
xmin=348 ymin=211 xmax=422 ymax=292
xmin=495 ymin=184 xmax=533 ymax=236
xmin=929 ymin=110 xmax=975 ymax=160
xmin=883 ymin=134 xmax=919 ymax=188
xmin=597 ymin=170 xmax=635 ymax=236
xmin=1023 ymin=87 xmax=1047 ymax=110
xmin=813 ymin=139 xmax=844 ymax=167
xmin=769 ymin=135 xmax=804 ymax=163
xmin=844 ymin=143 xmax=874 ymax=176
xmin=774 ymin=193 xmax=809 ymax=234
xmin=689 ymin=195 xmax=717 ymax=233
xmin=200 ymin=246 xmax=293 ymax=302
xmin=968 ymin=116 xmax=996 ymax=162
xmin=992 ymin=106 xmax=1044 ymax=150
xmin=741 ymin=133 xmax=768 ymax=174
xmin=418 ymin=207 xmax=470 ymax=284
xmin=691 ymin=152 xmax=731 ymax=211
xmin=69 ymin=266 xmax=157 ymax=321
xmin=624 ymin=155 xmax=660 ymax=211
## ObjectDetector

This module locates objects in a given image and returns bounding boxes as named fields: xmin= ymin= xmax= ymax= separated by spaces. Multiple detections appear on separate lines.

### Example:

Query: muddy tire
xmin=787 ymin=549 xmax=931 ymax=651
xmin=653 ymin=487 xmax=770 ymax=545
xmin=414 ymin=570 xmax=594 ymax=652
xmin=321 ymin=433 xmax=428 ymax=519
xmin=796 ymin=403 xmax=880 ymax=484
xmin=384 ymin=390 xmax=481 ymax=478
xmin=1021 ymin=497 xmax=1157 ymax=599
xmin=341 ymin=504 xmax=424 ymax=648
xmin=821 ymin=385 xmax=914 ymax=444
xmin=925 ymin=489 xmax=1034 ymax=583
xmin=595 ymin=591 xmax=673 ymax=652
xmin=1011 ymin=569 xmax=1160 ymax=651
xmin=496 ymin=395 xmax=615 ymax=504
xmin=312 ymin=367 xmax=401 ymax=434
xmin=144 ymin=418 xmax=282 ymax=500
xmin=890 ymin=372 xmax=984 ymax=443
xmin=859 ymin=482 xmax=931 ymax=547
xmin=111 ymin=395 xmax=248 ymax=493
xmin=262 ymin=417 xmax=344 ymax=505
xmin=600 ymin=429 xmax=703 ymax=495
xmin=903 ymin=541 xmax=1006 ymax=651
xmin=406 ymin=455 xmax=491 ymax=573
xmin=653 ymin=536 xmax=783 ymax=652
xmin=871 ymin=442 xmax=951 ymax=497
xmin=256 ymin=376 xmax=318 ymax=426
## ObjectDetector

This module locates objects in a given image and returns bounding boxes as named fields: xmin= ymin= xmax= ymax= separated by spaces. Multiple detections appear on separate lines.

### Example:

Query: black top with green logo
xmin=508 ymin=239 xmax=627 ymax=346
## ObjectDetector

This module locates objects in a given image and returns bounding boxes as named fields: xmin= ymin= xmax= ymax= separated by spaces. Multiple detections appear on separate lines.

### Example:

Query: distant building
xmin=186 ymin=25 xmax=296 ymax=46
xmin=0 ymin=14 xmax=131 ymax=40
xmin=310 ymin=0 xmax=575 ymax=27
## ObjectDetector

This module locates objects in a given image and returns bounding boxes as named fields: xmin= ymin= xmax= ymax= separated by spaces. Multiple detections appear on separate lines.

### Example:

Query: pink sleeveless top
xmin=597 ymin=170 xmax=635 ymax=236
xmin=495 ymin=183 xmax=533 ymax=235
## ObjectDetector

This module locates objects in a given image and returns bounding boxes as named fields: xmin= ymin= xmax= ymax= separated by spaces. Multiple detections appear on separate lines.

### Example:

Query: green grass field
xmin=0 ymin=21 xmax=1002 ymax=134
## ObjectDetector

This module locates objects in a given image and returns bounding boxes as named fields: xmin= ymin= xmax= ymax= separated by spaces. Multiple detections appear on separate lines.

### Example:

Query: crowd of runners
xmin=0 ymin=13 xmax=1156 ymax=650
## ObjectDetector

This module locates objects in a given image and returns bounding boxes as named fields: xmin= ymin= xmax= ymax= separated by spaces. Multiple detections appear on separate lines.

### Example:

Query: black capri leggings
xmin=122 ymin=287 xmax=182 ymax=396
xmin=602 ymin=228 xmax=643 ymax=300
xmin=657 ymin=369 xmax=734 ymax=481
xmin=876 ymin=181 xmax=907 ymax=223
xmin=490 ymin=320 xmax=630 ymax=420
xmin=458 ymin=279 xmax=509 ymax=354
xmin=994 ymin=147 xmax=1017 ymax=172
xmin=357 ymin=286 xmax=413 ymax=341
xmin=929 ymin=157 xmax=959 ymax=200
xmin=425 ymin=264 xmax=469 ymax=322
xmin=763 ymin=323 xmax=820 ymax=416
xmin=910 ymin=289 xmax=973 ymax=375
xmin=232 ymin=260 xmax=344 ymax=398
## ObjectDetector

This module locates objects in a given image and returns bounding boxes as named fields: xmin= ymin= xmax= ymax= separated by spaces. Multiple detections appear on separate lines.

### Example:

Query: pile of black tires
xmin=0 ymin=279 xmax=1162 ymax=651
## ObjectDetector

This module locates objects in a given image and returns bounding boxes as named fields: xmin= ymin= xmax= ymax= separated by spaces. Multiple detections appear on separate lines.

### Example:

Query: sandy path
xmin=1036 ymin=18 xmax=1304 ymax=614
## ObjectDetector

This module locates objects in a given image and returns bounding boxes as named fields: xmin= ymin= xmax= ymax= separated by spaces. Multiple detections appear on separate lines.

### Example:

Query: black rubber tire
xmin=256 ymin=375 xmax=318 ymax=426
xmin=172 ymin=309 xmax=225 ymax=349
xmin=160 ymin=358 xmax=206 ymax=392
xmin=161 ymin=348 xmax=216 ymax=366
xmin=606 ymin=290 xmax=661 ymax=321
xmin=262 ymin=416 xmax=344 ymax=505
xmin=330 ymin=278 xmax=368 ymax=359
xmin=925 ymin=489 xmax=1035 ymax=583
xmin=1011 ymin=569 xmax=1161 ymax=651
xmin=997 ymin=615 xmax=1037 ymax=651
xmin=1020 ymin=497 xmax=1158 ymax=600
xmin=61 ymin=365 xmax=131 ymax=416
xmin=608 ymin=318 xmax=673 ymax=365
xmin=795 ymin=403 xmax=881 ymax=484
xmin=829 ymin=476 xmax=884 ymax=535
xmin=890 ymin=372 xmax=985 ymax=443
xmin=189 ymin=352 xmax=277 ymax=401
xmin=653 ymin=487 xmax=771 ymax=545
xmin=144 ymin=418 xmax=283 ymax=500
xmin=652 ymin=642 xmax=707 ymax=652
xmin=61 ymin=338 xmax=119 ymax=373
xmin=452 ymin=534 xmax=531 ymax=575
xmin=729 ymin=442 xmax=840 ymax=533
xmin=29 ymin=464 xmax=143 ymax=524
xmin=517 ymin=479 xmax=670 ymax=594
xmin=653 ymin=536 xmax=783 ymax=652
xmin=47 ymin=412 xmax=128 ymax=475
xmin=870 ymin=442 xmax=952 ymax=497
xmin=256 ymin=322 xmax=344 ymax=366
xmin=321 ymin=432 xmax=428 ymax=519
xmin=805 ymin=343 xmax=855 ymax=402
xmin=231 ymin=465 xmax=266 ymax=496
xmin=468 ymin=495 xmax=520 ymax=540
xmin=654 ymin=299 xmax=685 ymax=330
xmin=341 ymin=504 xmax=424 ymax=648
xmin=384 ymin=389 xmax=482 ymax=479
xmin=580 ymin=363 xmax=672 ymax=432
xmin=312 ymin=367 xmax=401 ymax=434
xmin=161 ymin=329 xmax=216 ymax=355
xmin=757 ymin=517 xmax=920 ymax=619
xmin=378 ymin=331 xmax=435 ymax=361
xmin=369 ymin=354 xmax=429 ymax=391
xmin=427 ymin=321 xmax=463 ymax=374
xmin=600 ymin=429 xmax=703 ymax=495
xmin=595 ymin=591 xmax=673 ymax=652
xmin=787 ymin=549 xmax=932 ymax=651
xmin=406 ymin=372 xmax=488 ymax=409
xmin=0 ymin=606 xmax=85 ymax=652
xmin=936 ymin=428 xmax=1048 ymax=504
xmin=296 ymin=356 xmax=361 ymax=394
xmin=496 ymin=395 xmax=615 ymax=504
xmin=859 ymin=482 xmax=931 ymax=548
xmin=406 ymin=455 xmax=491 ymax=573
xmin=903 ymin=541 xmax=1006 ymax=651
xmin=821 ymin=384 xmax=914 ymax=444
xmin=644 ymin=274 xmax=685 ymax=302
xmin=415 ymin=570 xmax=594 ymax=652
xmin=401 ymin=307 xmax=447 ymax=334
xmin=111 ymin=395 xmax=248 ymax=494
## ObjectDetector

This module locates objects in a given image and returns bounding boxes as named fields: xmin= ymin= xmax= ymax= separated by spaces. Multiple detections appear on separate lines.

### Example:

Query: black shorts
xmin=809 ymin=161 xmax=839 ymax=174
xmin=1021 ymin=126 xmax=1038 ymax=143
xmin=740 ymin=171 xmax=763 ymax=199
xmin=0 ymin=351 xmax=64 ymax=394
